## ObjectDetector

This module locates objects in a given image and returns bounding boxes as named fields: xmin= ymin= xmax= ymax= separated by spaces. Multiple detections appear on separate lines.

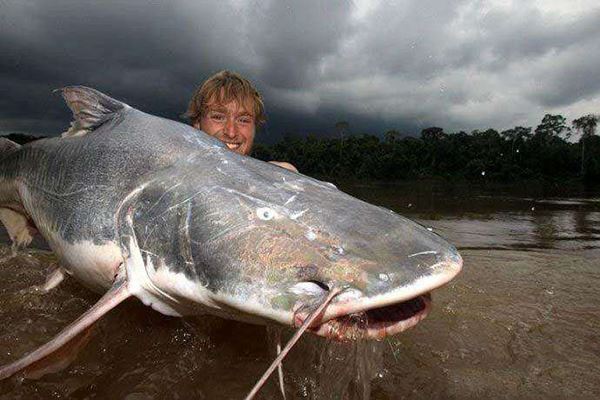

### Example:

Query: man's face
xmin=195 ymin=98 xmax=256 ymax=155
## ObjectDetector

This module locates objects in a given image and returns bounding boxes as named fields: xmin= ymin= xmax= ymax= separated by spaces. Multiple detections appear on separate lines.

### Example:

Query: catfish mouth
xmin=290 ymin=259 xmax=462 ymax=341
xmin=294 ymin=293 xmax=431 ymax=341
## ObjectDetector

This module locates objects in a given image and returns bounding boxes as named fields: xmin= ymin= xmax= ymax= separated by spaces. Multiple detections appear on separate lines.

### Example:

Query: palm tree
xmin=572 ymin=115 xmax=598 ymax=175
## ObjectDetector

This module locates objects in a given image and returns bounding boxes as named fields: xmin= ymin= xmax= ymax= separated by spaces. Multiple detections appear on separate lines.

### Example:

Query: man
xmin=186 ymin=70 xmax=297 ymax=172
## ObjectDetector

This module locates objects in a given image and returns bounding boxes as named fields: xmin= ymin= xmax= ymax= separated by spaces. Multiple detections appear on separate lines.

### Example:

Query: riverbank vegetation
xmin=252 ymin=114 xmax=599 ymax=184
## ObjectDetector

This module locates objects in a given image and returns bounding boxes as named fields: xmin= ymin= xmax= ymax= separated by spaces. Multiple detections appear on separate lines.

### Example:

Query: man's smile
xmin=225 ymin=142 xmax=241 ymax=151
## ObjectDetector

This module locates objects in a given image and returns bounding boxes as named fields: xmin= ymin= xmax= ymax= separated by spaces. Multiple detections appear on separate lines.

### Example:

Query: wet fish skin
xmin=0 ymin=86 xmax=462 ymax=334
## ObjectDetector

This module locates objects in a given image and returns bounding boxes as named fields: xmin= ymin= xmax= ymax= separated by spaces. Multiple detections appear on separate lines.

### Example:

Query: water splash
xmin=266 ymin=325 xmax=385 ymax=399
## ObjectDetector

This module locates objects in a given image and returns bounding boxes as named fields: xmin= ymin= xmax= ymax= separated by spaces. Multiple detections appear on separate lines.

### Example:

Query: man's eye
xmin=237 ymin=116 xmax=253 ymax=124
xmin=209 ymin=113 xmax=226 ymax=122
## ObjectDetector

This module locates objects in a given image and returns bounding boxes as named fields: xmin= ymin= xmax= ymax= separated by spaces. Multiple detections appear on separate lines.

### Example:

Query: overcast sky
xmin=1 ymin=0 xmax=599 ymax=141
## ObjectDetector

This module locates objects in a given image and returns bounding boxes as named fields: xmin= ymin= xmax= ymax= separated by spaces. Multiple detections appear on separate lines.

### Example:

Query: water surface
xmin=1 ymin=182 xmax=599 ymax=399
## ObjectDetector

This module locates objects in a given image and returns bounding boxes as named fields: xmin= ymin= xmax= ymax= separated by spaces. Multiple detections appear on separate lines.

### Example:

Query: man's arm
xmin=268 ymin=161 xmax=298 ymax=173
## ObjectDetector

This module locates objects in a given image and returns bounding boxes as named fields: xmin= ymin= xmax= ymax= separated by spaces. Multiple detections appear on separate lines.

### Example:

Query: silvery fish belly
xmin=0 ymin=86 xmax=462 ymax=354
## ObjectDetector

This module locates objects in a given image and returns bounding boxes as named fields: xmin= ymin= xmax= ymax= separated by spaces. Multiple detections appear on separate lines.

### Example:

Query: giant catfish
xmin=0 ymin=87 xmax=462 ymax=380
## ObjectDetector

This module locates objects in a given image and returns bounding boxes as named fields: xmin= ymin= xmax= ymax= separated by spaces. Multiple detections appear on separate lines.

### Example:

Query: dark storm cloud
xmin=531 ymin=44 xmax=600 ymax=108
xmin=247 ymin=2 xmax=352 ymax=89
xmin=1 ymin=0 xmax=599 ymax=138
xmin=0 ymin=0 xmax=251 ymax=134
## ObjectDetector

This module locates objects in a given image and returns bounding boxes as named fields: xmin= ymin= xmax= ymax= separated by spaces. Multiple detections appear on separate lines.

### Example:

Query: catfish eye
xmin=257 ymin=207 xmax=275 ymax=221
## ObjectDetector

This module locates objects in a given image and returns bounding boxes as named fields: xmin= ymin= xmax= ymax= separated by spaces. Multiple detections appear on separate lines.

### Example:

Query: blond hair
xmin=186 ymin=70 xmax=265 ymax=126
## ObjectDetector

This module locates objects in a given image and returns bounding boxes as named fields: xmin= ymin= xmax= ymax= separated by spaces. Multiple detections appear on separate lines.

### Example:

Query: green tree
xmin=534 ymin=114 xmax=570 ymax=142
xmin=501 ymin=126 xmax=532 ymax=157
xmin=420 ymin=127 xmax=447 ymax=174
xmin=334 ymin=121 xmax=349 ymax=141
xmin=420 ymin=127 xmax=446 ymax=142
xmin=334 ymin=121 xmax=349 ymax=164
xmin=384 ymin=130 xmax=401 ymax=143
xmin=572 ymin=114 xmax=599 ymax=175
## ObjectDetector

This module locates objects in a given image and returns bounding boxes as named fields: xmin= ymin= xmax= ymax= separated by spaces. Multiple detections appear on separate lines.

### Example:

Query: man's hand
xmin=268 ymin=161 xmax=298 ymax=173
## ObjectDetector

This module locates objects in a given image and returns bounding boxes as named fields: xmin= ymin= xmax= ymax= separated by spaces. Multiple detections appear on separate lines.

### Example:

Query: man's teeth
xmin=226 ymin=143 xmax=241 ymax=150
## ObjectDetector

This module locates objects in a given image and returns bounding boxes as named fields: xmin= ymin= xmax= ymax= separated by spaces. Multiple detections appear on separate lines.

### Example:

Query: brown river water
xmin=1 ymin=182 xmax=599 ymax=399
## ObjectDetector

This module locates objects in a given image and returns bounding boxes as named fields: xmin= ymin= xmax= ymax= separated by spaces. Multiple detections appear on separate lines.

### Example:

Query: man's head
xmin=187 ymin=70 xmax=265 ymax=155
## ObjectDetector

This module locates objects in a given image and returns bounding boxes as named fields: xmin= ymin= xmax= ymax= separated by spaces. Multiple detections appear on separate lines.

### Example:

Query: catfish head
xmin=118 ymin=153 xmax=462 ymax=341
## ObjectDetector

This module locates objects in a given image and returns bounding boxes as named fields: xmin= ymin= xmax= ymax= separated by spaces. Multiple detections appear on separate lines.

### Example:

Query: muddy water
xmin=1 ymin=182 xmax=599 ymax=399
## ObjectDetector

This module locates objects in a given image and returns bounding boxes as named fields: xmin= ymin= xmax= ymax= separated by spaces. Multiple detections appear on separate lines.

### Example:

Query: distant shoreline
xmin=4 ymin=128 xmax=599 ymax=187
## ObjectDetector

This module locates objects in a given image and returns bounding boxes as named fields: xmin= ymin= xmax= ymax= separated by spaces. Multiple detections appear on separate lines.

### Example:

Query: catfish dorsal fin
xmin=59 ymin=86 xmax=129 ymax=138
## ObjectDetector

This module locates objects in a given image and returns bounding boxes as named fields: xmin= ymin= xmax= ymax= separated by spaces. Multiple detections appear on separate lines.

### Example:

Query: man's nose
xmin=224 ymin=117 xmax=236 ymax=138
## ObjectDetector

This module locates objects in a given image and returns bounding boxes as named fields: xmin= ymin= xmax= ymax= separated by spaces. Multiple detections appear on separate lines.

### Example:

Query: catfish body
xmin=0 ymin=87 xmax=462 ymax=381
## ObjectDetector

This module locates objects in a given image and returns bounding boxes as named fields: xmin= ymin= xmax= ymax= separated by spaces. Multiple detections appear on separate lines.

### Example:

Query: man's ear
xmin=192 ymin=121 xmax=201 ymax=129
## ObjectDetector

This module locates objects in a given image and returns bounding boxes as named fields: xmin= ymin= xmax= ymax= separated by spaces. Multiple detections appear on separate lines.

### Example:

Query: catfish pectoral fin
xmin=40 ymin=265 xmax=67 ymax=292
xmin=0 ymin=269 xmax=131 ymax=381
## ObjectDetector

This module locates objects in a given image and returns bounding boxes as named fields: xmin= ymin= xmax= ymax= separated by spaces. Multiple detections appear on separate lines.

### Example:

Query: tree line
xmin=252 ymin=113 xmax=600 ymax=184
xmin=3 ymin=113 xmax=598 ymax=184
